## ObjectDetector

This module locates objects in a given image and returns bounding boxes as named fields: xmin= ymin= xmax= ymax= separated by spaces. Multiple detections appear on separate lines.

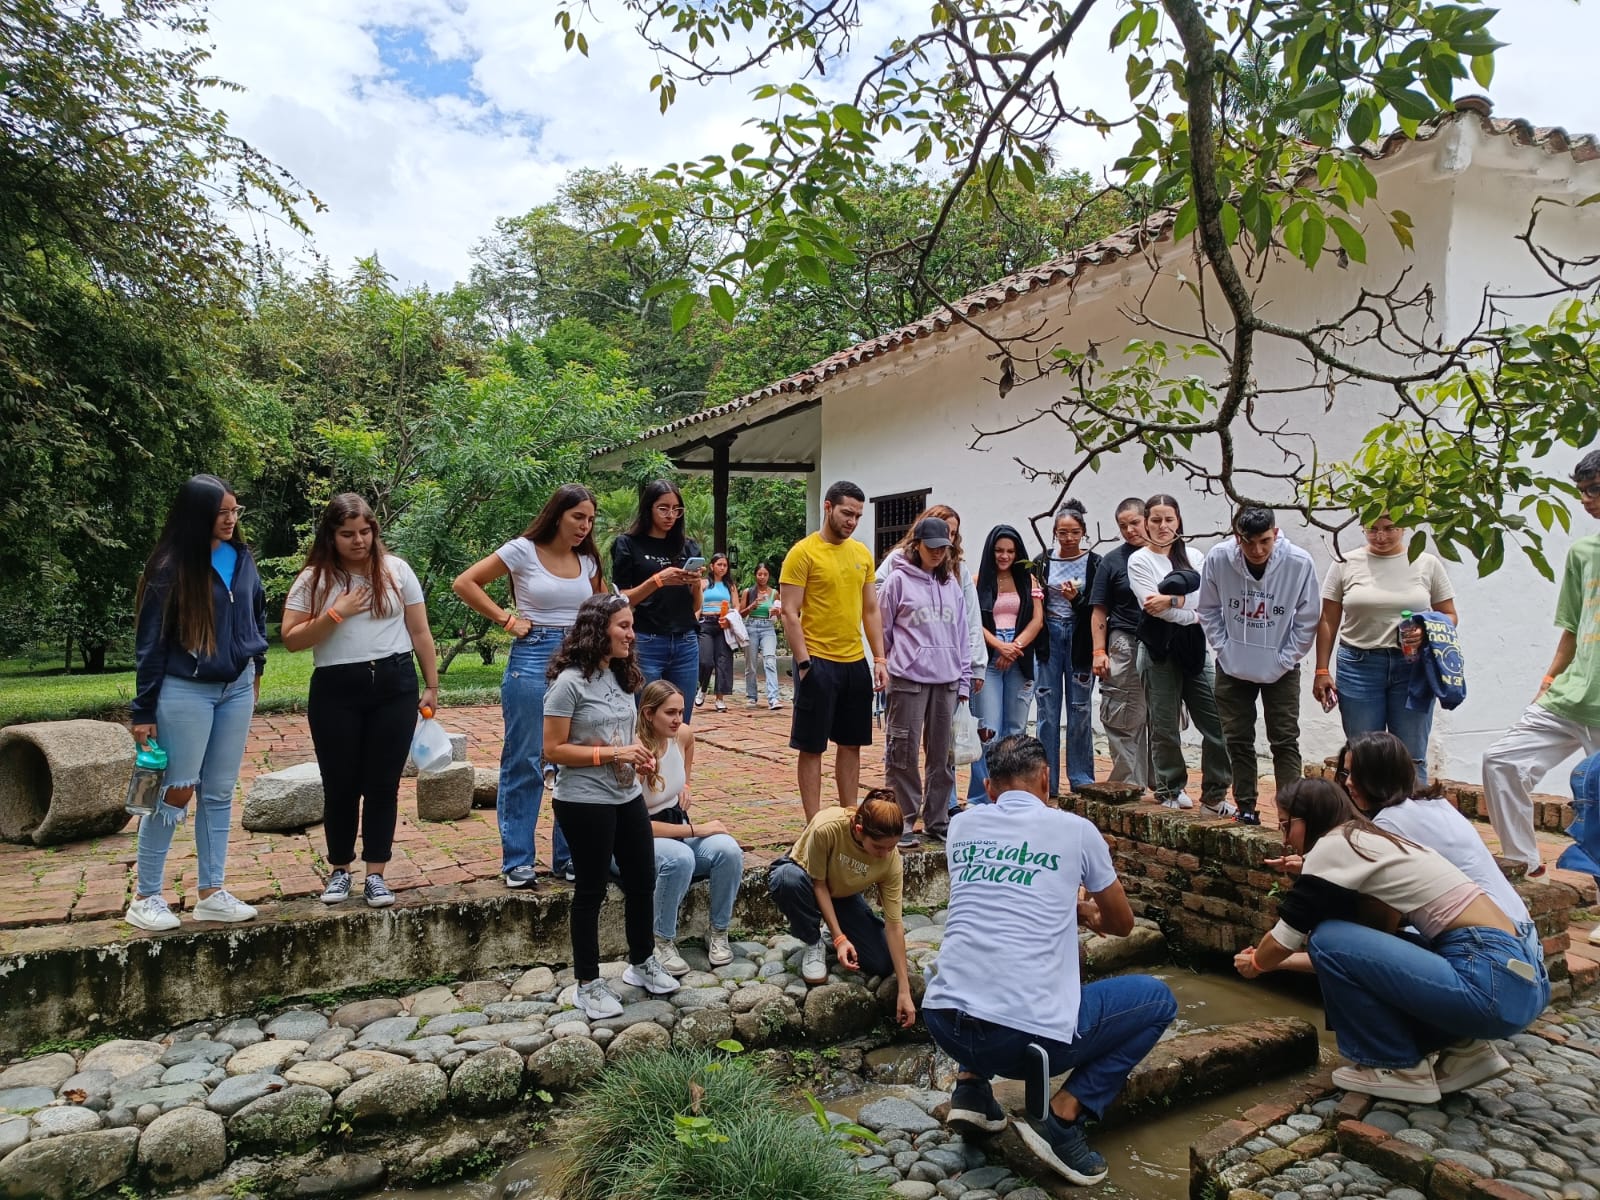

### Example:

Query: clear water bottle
xmin=125 ymin=739 xmax=168 ymax=817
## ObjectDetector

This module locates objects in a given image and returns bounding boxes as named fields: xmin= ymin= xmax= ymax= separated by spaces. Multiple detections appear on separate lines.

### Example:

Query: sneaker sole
xmin=1016 ymin=1120 xmax=1109 ymax=1186
xmin=622 ymin=967 xmax=681 ymax=995
xmin=1436 ymin=1051 xmax=1511 ymax=1093
xmin=947 ymin=1106 xmax=1009 ymax=1134
xmin=124 ymin=912 xmax=180 ymax=932
xmin=190 ymin=910 xmax=255 ymax=923
xmin=319 ymin=893 xmax=349 ymax=904
xmin=580 ymin=1001 xmax=624 ymax=1020
xmin=801 ymin=970 xmax=829 ymax=985
xmin=1331 ymin=1068 xmax=1441 ymax=1104
xmin=366 ymin=895 xmax=396 ymax=908
xmin=503 ymin=876 xmax=537 ymax=889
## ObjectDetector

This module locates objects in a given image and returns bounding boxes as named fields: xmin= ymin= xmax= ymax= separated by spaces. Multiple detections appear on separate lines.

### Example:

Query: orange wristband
xmin=503 ymin=613 xmax=517 ymax=631
xmin=1314 ymin=669 xmax=1331 ymax=677
xmin=832 ymin=933 xmax=850 ymax=949
xmin=325 ymin=608 xmax=344 ymax=624
xmin=592 ymin=746 xmax=602 ymax=767
xmin=1543 ymin=675 xmax=1556 ymax=686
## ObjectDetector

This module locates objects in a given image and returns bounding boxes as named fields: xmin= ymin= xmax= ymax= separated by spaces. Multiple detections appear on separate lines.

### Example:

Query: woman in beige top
xmin=1312 ymin=517 xmax=1459 ymax=784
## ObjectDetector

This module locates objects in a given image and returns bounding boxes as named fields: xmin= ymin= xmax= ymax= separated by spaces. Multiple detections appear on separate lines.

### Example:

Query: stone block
xmin=471 ymin=767 xmax=499 ymax=808
xmin=242 ymin=762 xmax=325 ymax=832
xmin=1111 ymin=1018 xmax=1319 ymax=1120
xmin=415 ymin=763 xmax=473 ymax=822
xmin=0 ymin=720 xmax=134 ymax=845
xmin=404 ymin=733 xmax=467 ymax=777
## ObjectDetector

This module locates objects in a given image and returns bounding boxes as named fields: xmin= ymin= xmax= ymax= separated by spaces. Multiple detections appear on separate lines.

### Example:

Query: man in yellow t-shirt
xmin=766 ymin=791 xmax=916 ymax=1028
xmin=780 ymin=480 xmax=888 ymax=820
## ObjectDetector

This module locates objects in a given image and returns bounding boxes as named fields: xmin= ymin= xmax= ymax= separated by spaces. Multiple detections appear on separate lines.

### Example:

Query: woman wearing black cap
xmin=878 ymin=517 xmax=975 ymax=843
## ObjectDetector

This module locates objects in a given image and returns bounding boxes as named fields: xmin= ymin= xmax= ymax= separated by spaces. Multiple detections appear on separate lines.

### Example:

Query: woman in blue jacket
xmin=127 ymin=475 xmax=268 ymax=932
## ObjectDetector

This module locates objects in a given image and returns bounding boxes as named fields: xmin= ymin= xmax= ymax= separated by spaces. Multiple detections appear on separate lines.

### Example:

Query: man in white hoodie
xmin=1196 ymin=508 xmax=1320 ymax=825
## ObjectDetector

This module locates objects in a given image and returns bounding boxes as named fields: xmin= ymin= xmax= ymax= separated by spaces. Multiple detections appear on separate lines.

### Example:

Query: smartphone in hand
xmin=1320 ymin=686 xmax=1339 ymax=713
xmin=682 ymin=556 xmax=706 ymax=571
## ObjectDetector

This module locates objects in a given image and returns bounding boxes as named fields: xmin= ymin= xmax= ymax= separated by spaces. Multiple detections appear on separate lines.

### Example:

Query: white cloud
xmin=198 ymin=0 xmax=1600 ymax=291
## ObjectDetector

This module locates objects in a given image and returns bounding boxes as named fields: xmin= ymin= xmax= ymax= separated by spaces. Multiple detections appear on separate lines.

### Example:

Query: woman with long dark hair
xmin=283 ymin=494 xmax=440 ymax=907
xmin=127 ymin=474 xmax=268 ymax=931
xmin=740 ymin=563 xmax=782 ymax=710
xmin=453 ymin=484 xmax=604 ymax=887
xmin=696 ymin=552 xmax=735 ymax=711
xmin=971 ymin=524 xmax=1044 ymax=804
xmin=1034 ymin=500 xmax=1102 ymax=798
xmin=544 ymin=595 xmax=682 ymax=1018
xmin=611 ymin=480 xmax=703 ymax=715
xmin=1127 ymin=494 xmax=1230 ymax=813
xmin=1235 ymin=777 xmax=1547 ymax=1102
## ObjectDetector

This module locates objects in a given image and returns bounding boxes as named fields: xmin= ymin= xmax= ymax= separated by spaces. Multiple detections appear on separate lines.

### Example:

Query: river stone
xmin=803 ymin=983 xmax=879 ymax=1042
xmin=857 ymin=1097 xmax=941 ymax=1135
xmin=227 ymin=1038 xmax=308 ymax=1076
xmin=29 ymin=1106 xmax=102 ymax=1137
xmin=449 ymin=1048 xmax=524 ymax=1113
xmin=456 ymin=980 xmax=508 ymax=1006
xmin=407 ymin=986 xmax=458 ymax=1018
xmin=137 ymin=1107 xmax=226 ymax=1185
xmin=484 ymin=1001 xmax=554 ymax=1021
xmin=1361 ymin=1109 xmax=1409 ymax=1135
xmin=1434 ymin=1148 xmax=1497 ymax=1178
xmin=672 ymin=986 xmax=730 ymax=1011
xmin=283 ymin=1061 xmax=352 ymax=1093
xmin=528 ymin=1037 xmax=604 ymax=1092
xmin=352 ymin=1016 xmax=420 ymax=1048
xmin=730 ymin=983 xmax=785 ymax=1014
xmin=105 ymin=1062 xmax=163 ymax=1098
xmin=332 ymin=1050 xmax=408 ymax=1078
xmin=206 ymin=1071 xmax=286 ymax=1116
xmin=714 ymin=961 xmax=760 ymax=981
xmin=0 ymin=1127 xmax=139 ymax=1198
xmin=229 ymin=1084 xmax=334 ymax=1146
xmin=588 ymin=1000 xmax=678 ymax=1035
xmin=160 ymin=1060 xmax=219 ymax=1087
xmin=956 ymin=1166 xmax=1014 ymax=1191
xmin=420 ymin=1012 xmax=488 ymax=1037
xmin=335 ymin=1063 xmax=447 ymax=1126
xmin=461 ymin=1021 xmax=545 ymax=1046
xmin=101 ymin=1082 xmax=208 ymax=1112
xmin=920 ymin=1147 xmax=969 ymax=1173
xmin=79 ymin=1040 xmax=165 ymax=1078
xmin=549 ymin=1020 xmax=592 ymax=1040
xmin=0 ymin=1087 xmax=55 ymax=1114
xmin=471 ymin=766 xmax=499 ymax=807
xmin=0 ymin=1055 xmax=76 ymax=1093
xmin=907 ymin=1161 xmax=947 ymax=1184
xmin=332 ymin=998 xmax=403 ymax=1031
xmin=672 ymin=1007 xmax=736 ymax=1050
xmin=305 ymin=1027 xmax=356 ymax=1061
xmin=294 ymin=1152 xmax=386 ymax=1198
xmin=511 ymin=966 xmax=556 ymax=997
xmin=159 ymin=1039 xmax=234 ymax=1067
xmin=890 ymin=1183 xmax=939 ymax=1200
xmin=267 ymin=1011 xmax=331 ymax=1042
xmin=606 ymin=1021 xmax=672 ymax=1063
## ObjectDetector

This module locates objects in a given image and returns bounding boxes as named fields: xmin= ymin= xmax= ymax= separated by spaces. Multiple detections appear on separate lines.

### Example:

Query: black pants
xmin=698 ymin=615 xmax=734 ymax=694
xmin=554 ymin=794 xmax=655 ymax=981
xmin=307 ymin=652 xmax=418 ymax=867
xmin=766 ymin=856 xmax=893 ymax=976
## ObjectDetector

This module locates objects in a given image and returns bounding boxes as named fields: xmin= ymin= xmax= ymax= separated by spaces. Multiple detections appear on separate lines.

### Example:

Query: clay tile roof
xmin=603 ymin=98 xmax=1597 ymax=456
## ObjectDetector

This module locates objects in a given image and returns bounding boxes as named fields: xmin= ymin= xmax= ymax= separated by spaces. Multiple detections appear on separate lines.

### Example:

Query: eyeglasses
xmin=1580 ymin=483 xmax=1600 ymax=500
xmin=653 ymin=504 xmax=684 ymax=515
xmin=219 ymin=506 xmax=246 ymax=519
xmin=1364 ymin=525 xmax=1400 ymax=538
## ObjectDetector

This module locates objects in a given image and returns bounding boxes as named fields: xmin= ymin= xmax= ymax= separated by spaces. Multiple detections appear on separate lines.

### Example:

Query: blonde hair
xmin=636 ymin=679 xmax=683 ymax=795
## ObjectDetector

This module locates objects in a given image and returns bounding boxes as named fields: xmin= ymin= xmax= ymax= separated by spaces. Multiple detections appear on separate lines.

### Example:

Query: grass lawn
xmin=0 ymin=645 xmax=507 ymax=726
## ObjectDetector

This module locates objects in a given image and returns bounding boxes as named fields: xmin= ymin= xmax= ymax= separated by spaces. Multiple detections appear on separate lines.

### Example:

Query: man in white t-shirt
xmin=921 ymin=735 xmax=1176 ymax=1186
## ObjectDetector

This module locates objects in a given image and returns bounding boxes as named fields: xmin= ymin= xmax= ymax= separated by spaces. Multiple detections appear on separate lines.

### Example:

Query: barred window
xmin=871 ymin=489 xmax=930 ymax=563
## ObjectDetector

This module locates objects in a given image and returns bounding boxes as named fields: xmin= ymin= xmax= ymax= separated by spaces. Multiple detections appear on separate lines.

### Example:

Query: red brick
xmin=1176 ymin=853 xmax=1201 ymax=871
xmin=1334 ymin=1092 xmax=1373 ymax=1121
xmin=1431 ymin=1160 xmax=1480 ymax=1200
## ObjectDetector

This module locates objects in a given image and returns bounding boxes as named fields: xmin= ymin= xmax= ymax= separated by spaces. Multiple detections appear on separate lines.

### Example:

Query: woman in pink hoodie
xmin=879 ymin=516 xmax=974 ymax=845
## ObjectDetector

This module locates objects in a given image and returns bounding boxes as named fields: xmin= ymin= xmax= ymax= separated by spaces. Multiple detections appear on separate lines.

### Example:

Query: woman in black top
xmin=1087 ymin=498 xmax=1150 ymax=788
xmin=611 ymin=480 xmax=704 ymax=721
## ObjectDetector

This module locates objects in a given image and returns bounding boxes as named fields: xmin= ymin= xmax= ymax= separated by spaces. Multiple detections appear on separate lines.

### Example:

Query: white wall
xmin=815 ymin=124 xmax=1599 ymax=791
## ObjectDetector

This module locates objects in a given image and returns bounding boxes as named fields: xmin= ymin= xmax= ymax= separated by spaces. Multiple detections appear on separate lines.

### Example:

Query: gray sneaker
xmin=576 ymin=978 xmax=624 ymax=1020
xmin=623 ymin=955 xmax=682 ymax=996
xmin=504 ymin=865 xmax=539 ymax=889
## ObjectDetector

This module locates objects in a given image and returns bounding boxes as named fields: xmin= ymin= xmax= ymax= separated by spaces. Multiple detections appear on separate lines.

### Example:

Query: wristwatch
xmin=795 ymin=659 xmax=811 ymax=673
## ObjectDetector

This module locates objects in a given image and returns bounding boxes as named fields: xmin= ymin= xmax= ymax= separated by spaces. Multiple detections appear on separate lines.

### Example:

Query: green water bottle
xmin=125 ymin=739 xmax=168 ymax=817
xmin=1399 ymin=610 xmax=1420 ymax=662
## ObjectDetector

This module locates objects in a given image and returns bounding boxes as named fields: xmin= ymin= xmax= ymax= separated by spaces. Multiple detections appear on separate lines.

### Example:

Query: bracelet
xmin=1314 ymin=669 xmax=1331 ymax=678
xmin=1092 ymin=649 xmax=1108 ymax=658
xmin=873 ymin=656 xmax=887 ymax=664
xmin=1543 ymin=675 xmax=1556 ymax=686
xmin=325 ymin=608 xmax=344 ymax=624
xmin=502 ymin=613 xmax=517 ymax=631
xmin=592 ymin=747 xmax=602 ymax=767
xmin=653 ymin=572 xmax=668 ymax=588
xmin=687 ymin=821 xmax=696 ymax=838
xmin=832 ymin=933 xmax=850 ymax=949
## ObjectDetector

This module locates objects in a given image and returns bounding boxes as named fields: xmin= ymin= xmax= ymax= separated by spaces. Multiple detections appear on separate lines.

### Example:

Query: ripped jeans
xmin=136 ymin=663 xmax=256 ymax=898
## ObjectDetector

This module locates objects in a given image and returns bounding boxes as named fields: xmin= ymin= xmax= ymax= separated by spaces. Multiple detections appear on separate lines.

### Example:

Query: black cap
xmin=913 ymin=517 xmax=952 ymax=548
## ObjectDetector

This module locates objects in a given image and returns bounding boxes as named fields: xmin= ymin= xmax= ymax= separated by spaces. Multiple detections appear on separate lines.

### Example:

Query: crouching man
xmin=922 ymin=734 xmax=1176 ymax=1186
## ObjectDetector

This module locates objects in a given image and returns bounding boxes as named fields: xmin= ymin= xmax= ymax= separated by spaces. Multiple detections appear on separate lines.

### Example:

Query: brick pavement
xmin=0 ymin=702 xmax=1592 ymax=935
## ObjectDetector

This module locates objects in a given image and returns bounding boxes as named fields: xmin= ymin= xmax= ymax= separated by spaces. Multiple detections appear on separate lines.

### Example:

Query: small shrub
xmin=553 ymin=1047 xmax=887 ymax=1200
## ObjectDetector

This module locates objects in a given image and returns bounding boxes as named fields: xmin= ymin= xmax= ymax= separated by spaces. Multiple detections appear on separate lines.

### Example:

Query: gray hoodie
xmin=1196 ymin=534 xmax=1320 ymax=684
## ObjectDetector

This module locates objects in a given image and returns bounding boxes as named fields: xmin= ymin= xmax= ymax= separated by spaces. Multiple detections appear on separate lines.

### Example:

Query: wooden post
xmin=712 ymin=436 xmax=732 ymax=554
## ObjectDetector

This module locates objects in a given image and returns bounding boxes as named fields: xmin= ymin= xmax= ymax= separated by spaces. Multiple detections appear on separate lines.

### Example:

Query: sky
xmin=196 ymin=0 xmax=1600 ymax=291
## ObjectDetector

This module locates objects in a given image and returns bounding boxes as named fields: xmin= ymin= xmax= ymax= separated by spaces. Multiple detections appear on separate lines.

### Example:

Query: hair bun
xmin=1064 ymin=498 xmax=1086 ymax=514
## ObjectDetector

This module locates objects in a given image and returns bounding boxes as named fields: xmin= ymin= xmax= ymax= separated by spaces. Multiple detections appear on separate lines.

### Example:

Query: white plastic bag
xmin=410 ymin=708 xmax=453 ymax=774
xmin=722 ymin=607 xmax=749 ymax=649
xmin=952 ymin=700 xmax=982 ymax=766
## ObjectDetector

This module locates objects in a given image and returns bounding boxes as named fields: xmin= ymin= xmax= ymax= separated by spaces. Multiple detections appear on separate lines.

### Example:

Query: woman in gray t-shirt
xmin=544 ymin=595 xmax=682 ymax=1019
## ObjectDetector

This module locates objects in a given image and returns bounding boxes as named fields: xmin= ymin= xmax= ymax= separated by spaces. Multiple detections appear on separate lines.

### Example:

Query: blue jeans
xmin=767 ymin=858 xmax=893 ymax=976
xmin=924 ymin=975 xmax=1177 ymax=1119
xmin=499 ymin=629 xmax=570 ymax=874
xmin=1036 ymin=616 xmax=1095 ymax=796
xmin=744 ymin=620 xmax=779 ymax=704
xmin=655 ymin=833 xmax=744 ymax=939
xmin=636 ymin=630 xmax=701 ymax=724
xmin=970 ymin=629 xmax=1034 ymax=804
xmin=1335 ymin=645 xmax=1434 ymax=784
xmin=1309 ymin=919 xmax=1549 ymax=1068
xmin=137 ymin=663 xmax=256 ymax=898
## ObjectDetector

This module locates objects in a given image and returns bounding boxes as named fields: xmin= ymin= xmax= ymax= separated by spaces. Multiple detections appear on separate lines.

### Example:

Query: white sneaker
xmin=801 ymin=937 xmax=829 ymax=985
xmin=1203 ymin=798 xmax=1238 ymax=818
xmin=190 ymin=889 xmax=258 ymax=923
xmin=1434 ymin=1040 xmax=1511 ymax=1093
xmin=576 ymin=978 xmax=624 ymax=1020
xmin=1331 ymin=1060 xmax=1441 ymax=1103
xmin=707 ymin=930 xmax=733 ymax=966
xmin=624 ymin=955 xmax=682 ymax=996
xmin=654 ymin=937 xmax=691 ymax=976
xmin=125 ymin=894 xmax=180 ymax=932
xmin=1161 ymin=791 xmax=1195 ymax=810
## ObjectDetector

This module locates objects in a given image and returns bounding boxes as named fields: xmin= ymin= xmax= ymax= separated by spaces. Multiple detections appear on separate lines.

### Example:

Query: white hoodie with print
xmin=1196 ymin=533 xmax=1320 ymax=684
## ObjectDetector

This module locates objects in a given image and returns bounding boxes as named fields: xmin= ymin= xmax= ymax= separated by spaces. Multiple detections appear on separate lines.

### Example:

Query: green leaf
xmin=1346 ymin=99 xmax=1376 ymax=146
xmin=1171 ymin=199 xmax=1198 ymax=244
xmin=795 ymin=255 xmax=831 ymax=286
xmin=1219 ymin=201 xmax=1240 ymax=247
xmin=708 ymin=284 xmax=736 ymax=323
xmin=1470 ymin=54 xmax=1495 ymax=88
xmin=715 ymin=1039 xmax=745 ymax=1053
xmin=1327 ymin=216 xmax=1367 ymax=265
xmin=670 ymin=292 xmax=696 ymax=333
xmin=1383 ymin=88 xmax=1437 ymax=123
xmin=1273 ymin=78 xmax=1342 ymax=120
xmin=831 ymin=103 xmax=864 ymax=134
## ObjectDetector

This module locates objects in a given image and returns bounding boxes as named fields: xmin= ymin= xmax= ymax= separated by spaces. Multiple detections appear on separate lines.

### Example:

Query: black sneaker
xmin=319 ymin=869 xmax=352 ymax=904
xmin=947 ymin=1076 xmax=1008 ymax=1134
xmin=1235 ymin=809 xmax=1262 ymax=826
xmin=554 ymin=863 xmax=576 ymax=883
xmin=1023 ymin=1041 xmax=1051 ymax=1122
xmin=1017 ymin=1111 xmax=1108 ymax=1186
xmin=364 ymin=875 xmax=395 ymax=908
